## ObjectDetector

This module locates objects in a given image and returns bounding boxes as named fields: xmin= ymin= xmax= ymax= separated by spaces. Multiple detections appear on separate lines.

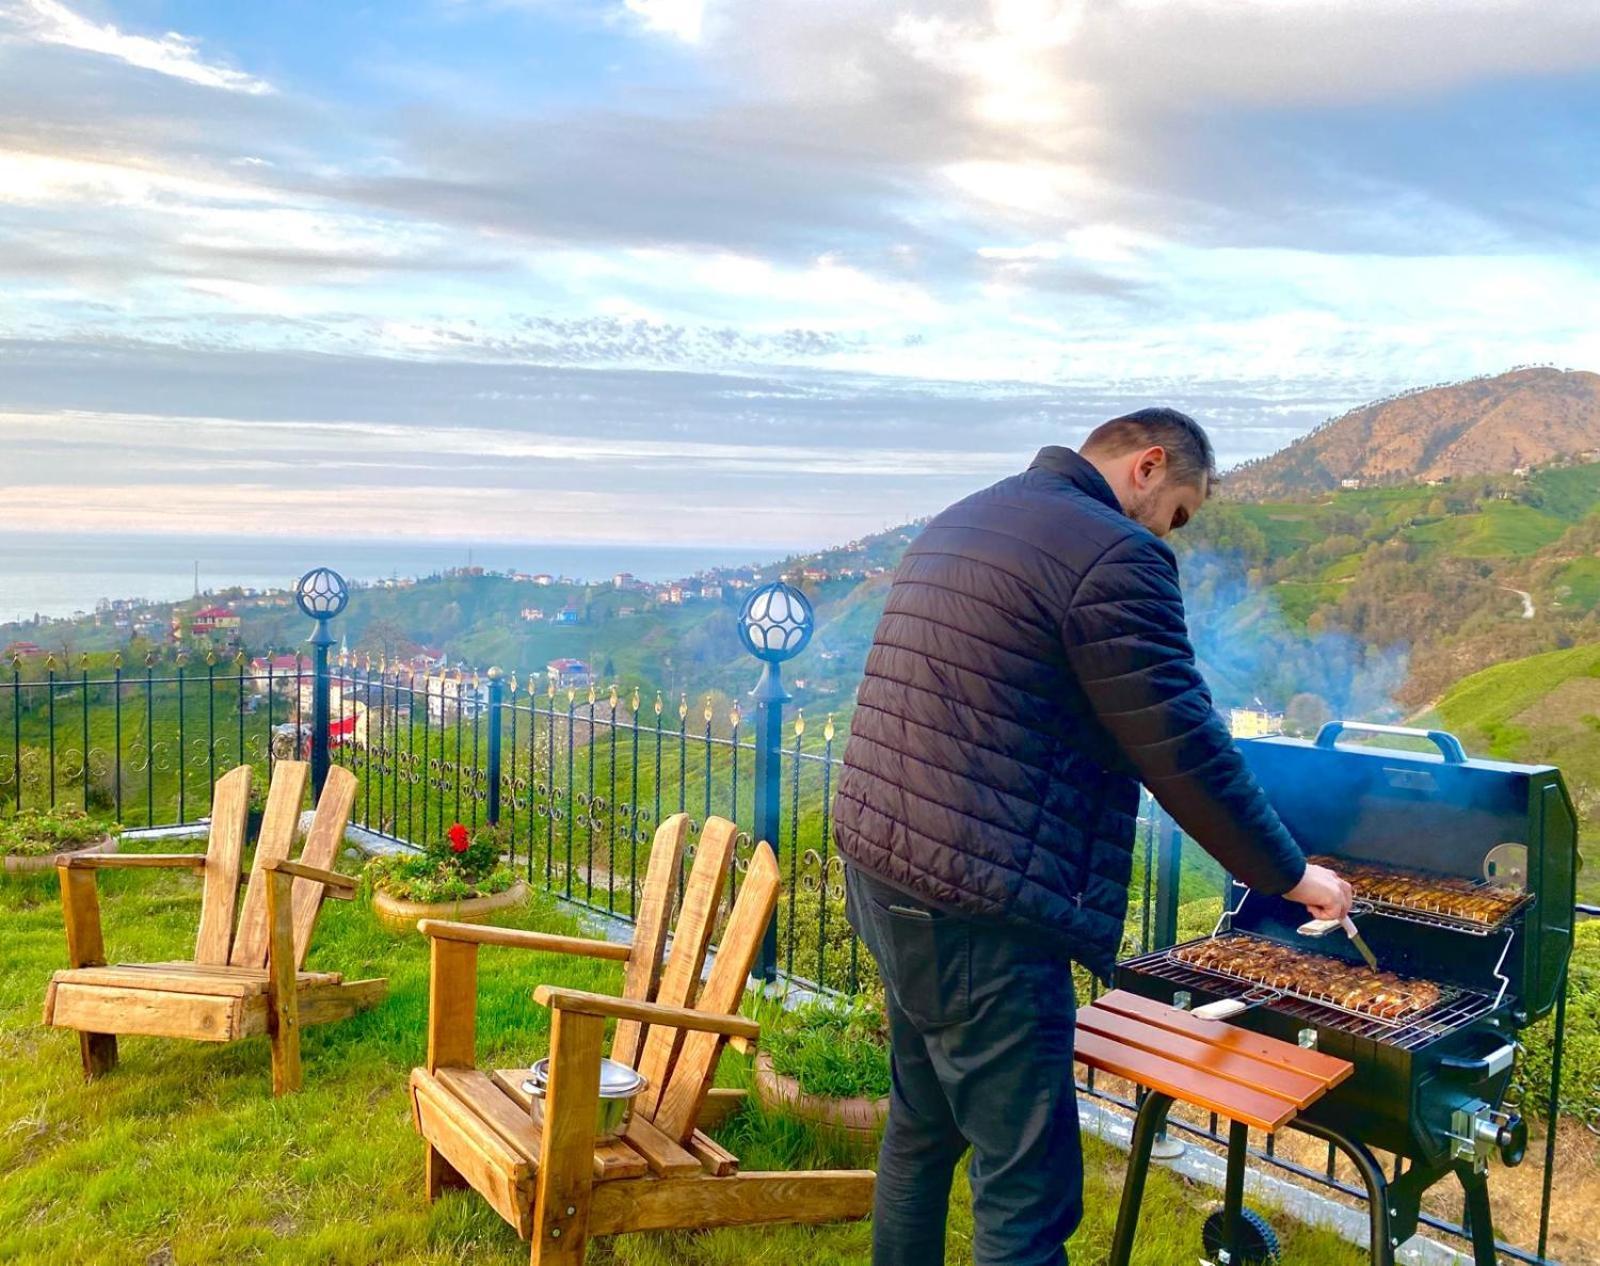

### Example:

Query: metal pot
xmin=522 ymin=1056 xmax=648 ymax=1140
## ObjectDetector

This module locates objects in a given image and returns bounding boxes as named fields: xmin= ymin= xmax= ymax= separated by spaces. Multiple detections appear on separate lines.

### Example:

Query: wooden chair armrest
xmin=61 ymin=853 xmax=208 ymax=870
xmin=262 ymin=857 xmax=356 ymax=898
xmin=533 ymin=985 xmax=761 ymax=1052
xmin=417 ymin=920 xmax=631 ymax=961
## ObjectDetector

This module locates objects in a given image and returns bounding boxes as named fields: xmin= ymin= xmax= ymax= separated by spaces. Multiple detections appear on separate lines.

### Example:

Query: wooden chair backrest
xmin=194 ymin=765 xmax=253 ymax=965
xmin=648 ymin=840 xmax=780 ymax=1142
xmin=289 ymin=766 xmax=358 ymax=968
xmin=609 ymin=812 xmax=690 ymax=1067
xmin=230 ymin=760 xmax=311 ymax=967
xmin=632 ymin=817 xmax=740 ymax=1116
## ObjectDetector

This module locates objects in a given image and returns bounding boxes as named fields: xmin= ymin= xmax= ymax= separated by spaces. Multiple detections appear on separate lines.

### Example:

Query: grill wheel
xmin=1201 ymin=1206 xmax=1280 ymax=1265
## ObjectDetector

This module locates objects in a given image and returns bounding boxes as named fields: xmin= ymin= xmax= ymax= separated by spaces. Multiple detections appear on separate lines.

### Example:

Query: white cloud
xmin=623 ymin=0 xmax=702 ymax=43
xmin=5 ymin=0 xmax=273 ymax=94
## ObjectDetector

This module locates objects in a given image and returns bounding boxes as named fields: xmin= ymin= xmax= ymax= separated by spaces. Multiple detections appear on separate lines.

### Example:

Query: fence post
xmin=294 ymin=568 xmax=349 ymax=801
xmin=737 ymin=581 xmax=814 ymax=983
xmin=486 ymin=667 xmax=504 ymax=825
xmin=1153 ymin=810 xmax=1183 ymax=950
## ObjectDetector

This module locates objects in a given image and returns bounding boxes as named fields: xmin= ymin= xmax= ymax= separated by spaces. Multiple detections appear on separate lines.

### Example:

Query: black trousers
xmin=845 ymin=866 xmax=1083 ymax=1266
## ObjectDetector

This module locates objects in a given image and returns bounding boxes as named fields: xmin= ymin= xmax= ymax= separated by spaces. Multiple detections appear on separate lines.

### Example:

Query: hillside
xmin=1224 ymin=367 xmax=1600 ymax=500
xmin=1428 ymin=644 xmax=1600 ymax=900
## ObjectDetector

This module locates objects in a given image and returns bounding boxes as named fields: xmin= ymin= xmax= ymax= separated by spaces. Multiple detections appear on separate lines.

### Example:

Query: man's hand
xmin=1283 ymin=863 xmax=1354 ymax=922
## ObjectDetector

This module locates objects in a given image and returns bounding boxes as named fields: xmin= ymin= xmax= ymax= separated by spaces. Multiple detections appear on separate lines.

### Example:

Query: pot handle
xmin=1314 ymin=721 xmax=1467 ymax=764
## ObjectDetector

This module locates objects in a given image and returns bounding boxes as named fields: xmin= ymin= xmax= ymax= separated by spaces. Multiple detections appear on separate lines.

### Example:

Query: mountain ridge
xmin=1222 ymin=367 xmax=1600 ymax=500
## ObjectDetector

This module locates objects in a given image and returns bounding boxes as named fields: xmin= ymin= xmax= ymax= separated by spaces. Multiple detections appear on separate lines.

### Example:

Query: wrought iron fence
xmin=0 ymin=639 xmax=1576 ymax=1263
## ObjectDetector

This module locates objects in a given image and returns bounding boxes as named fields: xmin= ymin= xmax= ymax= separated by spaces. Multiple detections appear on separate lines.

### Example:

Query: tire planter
xmin=753 ymin=1050 xmax=889 ymax=1144
xmin=3 ymin=834 xmax=119 ymax=874
xmin=370 ymin=878 xmax=530 ymax=934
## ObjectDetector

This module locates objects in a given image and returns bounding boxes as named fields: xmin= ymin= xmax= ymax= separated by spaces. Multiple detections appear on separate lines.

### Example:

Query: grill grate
xmin=1310 ymin=856 xmax=1533 ymax=935
xmin=1121 ymin=937 xmax=1500 ymax=1051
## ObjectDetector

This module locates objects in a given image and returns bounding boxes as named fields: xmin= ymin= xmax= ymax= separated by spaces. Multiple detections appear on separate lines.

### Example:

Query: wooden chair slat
xmin=1089 ymin=990 xmax=1352 ymax=1086
xmin=1074 ymin=1030 xmax=1299 ymax=1132
xmin=634 ymin=818 xmax=738 ymax=1114
xmin=194 ymin=765 xmax=253 ymax=965
xmin=290 ymin=766 xmax=357 ymax=969
xmin=611 ymin=813 xmax=689 ymax=1068
xmin=686 ymin=1130 xmax=739 ymax=1177
xmin=621 ymin=1112 xmax=704 ymax=1178
xmin=651 ymin=842 xmax=780 ymax=1142
xmin=230 ymin=761 xmax=309 ymax=968
xmin=411 ymin=1068 xmax=533 ymax=1236
xmin=1076 ymin=1007 xmax=1328 ymax=1103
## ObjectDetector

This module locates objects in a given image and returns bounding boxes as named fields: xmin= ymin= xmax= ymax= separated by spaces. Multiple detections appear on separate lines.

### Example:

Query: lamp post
xmin=737 ymin=580 xmax=815 ymax=982
xmin=295 ymin=567 xmax=349 ymax=800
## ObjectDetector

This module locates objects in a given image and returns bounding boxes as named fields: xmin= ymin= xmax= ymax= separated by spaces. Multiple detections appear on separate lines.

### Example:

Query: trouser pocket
xmin=848 ymin=870 xmax=971 ymax=1028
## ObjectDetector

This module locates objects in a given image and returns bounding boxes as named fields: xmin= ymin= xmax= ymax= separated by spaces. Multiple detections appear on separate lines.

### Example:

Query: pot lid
xmin=527 ymin=1056 xmax=648 ymax=1099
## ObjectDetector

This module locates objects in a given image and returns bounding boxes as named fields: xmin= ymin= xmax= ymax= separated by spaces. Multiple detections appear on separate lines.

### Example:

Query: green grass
xmin=1552 ymin=557 xmax=1600 ymax=613
xmin=1530 ymin=462 xmax=1600 ymax=522
xmin=1405 ymin=503 xmax=1567 ymax=560
xmin=0 ymin=840 xmax=1366 ymax=1266
xmin=1270 ymin=581 xmax=1344 ymax=626
xmin=1434 ymin=643 xmax=1600 ymax=746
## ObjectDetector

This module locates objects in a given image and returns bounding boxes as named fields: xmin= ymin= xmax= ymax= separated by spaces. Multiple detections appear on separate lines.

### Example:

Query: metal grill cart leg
xmin=1108 ymin=1091 xmax=1173 ymax=1266
xmin=1291 ymin=1118 xmax=1397 ymax=1266
xmin=1455 ymin=1163 xmax=1499 ymax=1266
xmin=1220 ymin=1119 xmax=1250 ymax=1257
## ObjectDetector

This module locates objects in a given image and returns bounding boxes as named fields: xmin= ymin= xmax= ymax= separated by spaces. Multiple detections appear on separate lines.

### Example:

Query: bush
xmin=0 ymin=805 xmax=120 ymax=858
xmin=1515 ymin=918 xmax=1600 ymax=1124
xmin=765 ymin=995 xmax=891 ymax=1100
xmin=362 ymin=819 xmax=517 ymax=903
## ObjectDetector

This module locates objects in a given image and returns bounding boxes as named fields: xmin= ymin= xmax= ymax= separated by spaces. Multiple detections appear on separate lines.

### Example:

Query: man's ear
xmin=1136 ymin=445 xmax=1167 ymax=484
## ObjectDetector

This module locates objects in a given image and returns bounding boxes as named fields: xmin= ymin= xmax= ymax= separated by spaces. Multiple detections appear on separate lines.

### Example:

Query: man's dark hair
xmin=1081 ymin=407 xmax=1216 ymax=489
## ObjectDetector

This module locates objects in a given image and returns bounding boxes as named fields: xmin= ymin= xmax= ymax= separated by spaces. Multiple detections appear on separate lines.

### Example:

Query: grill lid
xmin=1239 ymin=722 xmax=1577 ymax=1023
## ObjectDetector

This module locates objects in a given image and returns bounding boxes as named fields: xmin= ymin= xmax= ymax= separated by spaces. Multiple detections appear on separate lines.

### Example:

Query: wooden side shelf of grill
xmin=1076 ymin=990 xmax=1354 ymax=1266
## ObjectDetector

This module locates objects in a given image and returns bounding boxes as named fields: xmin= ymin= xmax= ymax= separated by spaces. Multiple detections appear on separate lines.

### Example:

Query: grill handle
xmin=1438 ymin=1042 xmax=1517 ymax=1080
xmin=1314 ymin=721 xmax=1467 ymax=764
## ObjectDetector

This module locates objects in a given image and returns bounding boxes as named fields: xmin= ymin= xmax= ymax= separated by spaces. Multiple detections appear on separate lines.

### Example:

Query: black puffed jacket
xmin=833 ymin=446 xmax=1306 ymax=981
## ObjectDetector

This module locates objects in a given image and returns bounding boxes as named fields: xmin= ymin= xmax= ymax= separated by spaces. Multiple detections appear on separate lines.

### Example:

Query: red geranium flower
xmin=448 ymin=822 xmax=470 ymax=853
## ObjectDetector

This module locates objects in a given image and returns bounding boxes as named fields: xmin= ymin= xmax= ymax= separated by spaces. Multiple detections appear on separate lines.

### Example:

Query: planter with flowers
xmin=2 ymin=806 xmax=121 ymax=874
xmin=363 ymin=821 xmax=527 ymax=933
xmin=754 ymin=995 xmax=891 ymax=1145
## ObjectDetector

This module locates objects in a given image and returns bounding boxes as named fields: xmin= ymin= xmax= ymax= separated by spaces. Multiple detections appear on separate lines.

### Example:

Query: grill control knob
xmin=1496 ymin=1113 xmax=1528 ymax=1168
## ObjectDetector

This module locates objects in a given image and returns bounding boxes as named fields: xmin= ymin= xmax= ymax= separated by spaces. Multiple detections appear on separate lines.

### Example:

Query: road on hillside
xmin=1500 ymin=586 xmax=1536 ymax=619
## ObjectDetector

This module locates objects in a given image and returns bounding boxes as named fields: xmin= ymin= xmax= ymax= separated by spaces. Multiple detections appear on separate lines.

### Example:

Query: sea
xmin=0 ymin=532 xmax=788 ymax=625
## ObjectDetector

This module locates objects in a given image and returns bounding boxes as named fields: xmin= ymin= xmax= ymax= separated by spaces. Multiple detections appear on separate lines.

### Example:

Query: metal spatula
xmin=1297 ymin=912 xmax=1380 ymax=971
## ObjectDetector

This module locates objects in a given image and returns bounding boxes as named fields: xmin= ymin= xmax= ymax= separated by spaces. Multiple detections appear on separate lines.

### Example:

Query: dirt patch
xmin=1512 ymin=675 xmax=1600 ymax=733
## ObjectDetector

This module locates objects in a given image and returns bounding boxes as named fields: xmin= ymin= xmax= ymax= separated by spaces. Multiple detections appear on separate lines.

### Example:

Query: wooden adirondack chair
xmin=408 ymin=812 xmax=875 ymax=1263
xmin=43 ymin=761 xmax=386 ymax=1095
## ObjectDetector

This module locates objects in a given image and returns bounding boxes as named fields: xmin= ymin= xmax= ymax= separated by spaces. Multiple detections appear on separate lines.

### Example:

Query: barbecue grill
xmin=1114 ymin=721 xmax=1578 ymax=1265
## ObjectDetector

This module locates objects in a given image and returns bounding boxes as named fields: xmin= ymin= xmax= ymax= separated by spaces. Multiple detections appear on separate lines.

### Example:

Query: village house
xmin=247 ymin=653 xmax=304 ymax=693
xmin=190 ymin=606 xmax=242 ymax=638
xmin=532 ymin=573 xmax=554 ymax=586
xmin=521 ymin=607 xmax=546 ymax=622
xmin=546 ymin=658 xmax=591 ymax=690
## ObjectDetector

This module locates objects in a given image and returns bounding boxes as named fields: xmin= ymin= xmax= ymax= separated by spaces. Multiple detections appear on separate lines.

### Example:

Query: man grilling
xmin=833 ymin=409 xmax=1355 ymax=1266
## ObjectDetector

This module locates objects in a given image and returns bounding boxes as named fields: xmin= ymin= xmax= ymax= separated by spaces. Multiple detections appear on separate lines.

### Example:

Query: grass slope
xmin=0 ymin=842 xmax=1365 ymax=1266
xmin=1432 ymin=642 xmax=1600 ymax=899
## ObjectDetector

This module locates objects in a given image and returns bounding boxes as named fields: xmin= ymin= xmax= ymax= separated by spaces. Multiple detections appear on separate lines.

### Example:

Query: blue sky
xmin=1 ymin=0 xmax=1597 ymax=550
